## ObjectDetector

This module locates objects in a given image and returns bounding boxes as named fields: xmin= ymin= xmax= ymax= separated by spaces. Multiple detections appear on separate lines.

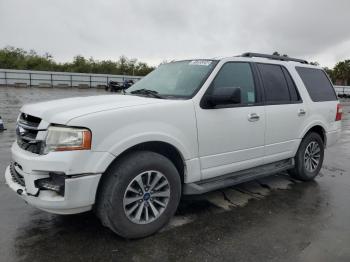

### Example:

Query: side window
xmin=211 ymin=62 xmax=256 ymax=104
xmin=296 ymin=67 xmax=337 ymax=102
xmin=282 ymin=67 xmax=300 ymax=102
xmin=257 ymin=63 xmax=290 ymax=103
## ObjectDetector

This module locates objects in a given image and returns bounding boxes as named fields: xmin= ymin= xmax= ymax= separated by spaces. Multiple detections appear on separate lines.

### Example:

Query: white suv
xmin=5 ymin=53 xmax=342 ymax=238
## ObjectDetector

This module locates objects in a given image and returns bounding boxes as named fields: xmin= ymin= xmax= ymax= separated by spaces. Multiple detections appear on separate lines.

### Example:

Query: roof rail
xmin=240 ymin=52 xmax=308 ymax=64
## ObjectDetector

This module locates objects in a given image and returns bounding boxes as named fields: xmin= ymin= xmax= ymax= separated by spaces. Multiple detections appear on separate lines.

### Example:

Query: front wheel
xmin=289 ymin=132 xmax=324 ymax=181
xmin=96 ymin=151 xmax=181 ymax=239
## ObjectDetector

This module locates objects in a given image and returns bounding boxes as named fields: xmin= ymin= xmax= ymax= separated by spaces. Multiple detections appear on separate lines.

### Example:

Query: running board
xmin=183 ymin=158 xmax=294 ymax=195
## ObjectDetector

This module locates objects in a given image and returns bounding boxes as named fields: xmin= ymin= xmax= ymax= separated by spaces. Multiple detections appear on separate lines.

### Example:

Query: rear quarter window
xmin=296 ymin=67 xmax=337 ymax=102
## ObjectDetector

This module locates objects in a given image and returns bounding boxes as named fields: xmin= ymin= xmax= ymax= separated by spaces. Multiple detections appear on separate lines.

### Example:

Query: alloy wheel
xmin=304 ymin=141 xmax=321 ymax=172
xmin=123 ymin=171 xmax=170 ymax=224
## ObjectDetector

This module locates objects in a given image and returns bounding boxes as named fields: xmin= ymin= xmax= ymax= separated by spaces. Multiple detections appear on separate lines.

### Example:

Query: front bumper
xmin=5 ymin=165 xmax=101 ymax=214
xmin=4 ymin=142 xmax=114 ymax=214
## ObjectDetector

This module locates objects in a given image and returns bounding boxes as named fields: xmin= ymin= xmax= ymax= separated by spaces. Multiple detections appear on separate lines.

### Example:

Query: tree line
xmin=0 ymin=47 xmax=349 ymax=84
xmin=0 ymin=46 xmax=155 ymax=76
xmin=329 ymin=60 xmax=350 ymax=85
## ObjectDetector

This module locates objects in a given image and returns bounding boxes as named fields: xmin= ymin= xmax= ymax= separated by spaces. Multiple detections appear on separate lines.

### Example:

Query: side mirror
xmin=204 ymin=87 xmax=241 ymax=107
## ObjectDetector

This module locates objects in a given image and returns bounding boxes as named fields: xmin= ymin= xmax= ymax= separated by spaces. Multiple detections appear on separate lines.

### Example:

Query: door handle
xmin=298 ymin=109 xmax=306 ymax=116
xmin=248 ymin=113 xmax=260 ymax=122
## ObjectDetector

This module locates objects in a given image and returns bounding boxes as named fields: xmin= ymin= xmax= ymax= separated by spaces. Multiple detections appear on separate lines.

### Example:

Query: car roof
xmin=175 ymin=54 xmax=322 ymax=70
xmin=218 ymin=56 xmax=321 ymax=69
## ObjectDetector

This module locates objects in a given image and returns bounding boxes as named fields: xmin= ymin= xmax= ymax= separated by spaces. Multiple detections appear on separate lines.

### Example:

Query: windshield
xmin=127 ymin=60 xmax=218 ymax=98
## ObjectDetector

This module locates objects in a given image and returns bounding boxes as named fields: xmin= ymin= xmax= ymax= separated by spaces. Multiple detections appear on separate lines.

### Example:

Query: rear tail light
xmin=335 ymin=104 xmax=342 ymax=121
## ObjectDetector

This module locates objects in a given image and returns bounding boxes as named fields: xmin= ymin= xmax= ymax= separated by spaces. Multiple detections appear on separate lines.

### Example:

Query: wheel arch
xmin=103 ymin=141 xmax=186 ymax=184
xmin=300 ymin=124 xmax=327 ymax=146
xmin=94 ymin=140 xmax=187 ymax=217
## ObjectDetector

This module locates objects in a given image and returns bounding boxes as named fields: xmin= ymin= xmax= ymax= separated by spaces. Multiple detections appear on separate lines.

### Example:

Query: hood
xmin=21 ymin=94 xmax=166 ymax=124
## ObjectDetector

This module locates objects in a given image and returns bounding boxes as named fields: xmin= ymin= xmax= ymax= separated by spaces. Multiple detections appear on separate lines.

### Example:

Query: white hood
xmin=20 ymin=94 xmax=166 ymax=124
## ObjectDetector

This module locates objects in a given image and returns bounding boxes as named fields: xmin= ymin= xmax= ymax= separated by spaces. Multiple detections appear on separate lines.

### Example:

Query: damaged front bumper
xmin=5 ymin=164 xmax=101 ymax=214
xmin=3 ymin=142 xmax=113 ymax=214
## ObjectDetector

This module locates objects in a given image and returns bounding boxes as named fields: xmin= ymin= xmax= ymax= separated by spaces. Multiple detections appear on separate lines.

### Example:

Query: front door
xmin=195 ymin=62 xmax=266 ymax=180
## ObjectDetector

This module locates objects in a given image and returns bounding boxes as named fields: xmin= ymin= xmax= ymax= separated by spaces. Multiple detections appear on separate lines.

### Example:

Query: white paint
xmin=195 ymin=104 xmax=265 ymax=179
xmin=5 ymin=55 xmax=341 ymax=215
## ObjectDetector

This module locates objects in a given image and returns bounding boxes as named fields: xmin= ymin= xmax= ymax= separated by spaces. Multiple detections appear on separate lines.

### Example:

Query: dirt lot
xmin=1 ymin=87 xmax=350 ymax=262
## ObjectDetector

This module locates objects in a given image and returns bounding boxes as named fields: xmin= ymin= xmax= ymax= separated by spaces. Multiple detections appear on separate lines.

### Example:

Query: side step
xmin=183 ymin=158 xmax=294 ymax=195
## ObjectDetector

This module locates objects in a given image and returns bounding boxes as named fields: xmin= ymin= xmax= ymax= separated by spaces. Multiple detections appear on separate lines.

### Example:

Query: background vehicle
xmin=5 ymin=53 xmax=341 ymax=238
xmin=106 ymin=79 xmax=134 ymax=92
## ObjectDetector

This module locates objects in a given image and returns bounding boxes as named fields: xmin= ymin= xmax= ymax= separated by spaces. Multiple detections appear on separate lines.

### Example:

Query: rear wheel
xmin=96 ymin=151 xmax=181 ymax=239
xmin=289 ymin=132 xmax=324 ymax=181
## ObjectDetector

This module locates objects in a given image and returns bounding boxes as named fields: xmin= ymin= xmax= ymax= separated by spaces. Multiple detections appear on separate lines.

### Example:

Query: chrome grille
xmin=16 ymin=113 xmax=44 ymax=154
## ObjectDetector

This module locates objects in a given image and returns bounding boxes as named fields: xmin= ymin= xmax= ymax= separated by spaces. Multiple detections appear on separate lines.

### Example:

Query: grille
xmin=16 ymin=113 xmax=44 ymax=154
xmin=10 ymin=162 xmax=25 ymax=186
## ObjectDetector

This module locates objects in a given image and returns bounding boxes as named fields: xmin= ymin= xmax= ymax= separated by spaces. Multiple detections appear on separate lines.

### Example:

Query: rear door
xmin=256 ymin=63 xmax=308 ymax=164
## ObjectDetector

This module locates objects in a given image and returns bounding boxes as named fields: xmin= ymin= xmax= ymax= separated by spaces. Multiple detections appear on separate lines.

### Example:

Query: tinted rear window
xmin=296 ymin=67 xmax=337 ymax=102
xmin=257 ymin=63 xmax=290 ymax=103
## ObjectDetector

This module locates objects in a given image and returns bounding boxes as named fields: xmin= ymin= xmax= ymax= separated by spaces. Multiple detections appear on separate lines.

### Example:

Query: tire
xmin=289 ymin=132 xmax=324 ymax=181
xmin=95 ymin=150 xmax=181 ymax=239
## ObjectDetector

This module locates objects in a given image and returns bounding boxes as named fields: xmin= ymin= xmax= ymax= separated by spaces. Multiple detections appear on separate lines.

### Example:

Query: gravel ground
xmin=0 ymin=87 xmax=350 ymax=262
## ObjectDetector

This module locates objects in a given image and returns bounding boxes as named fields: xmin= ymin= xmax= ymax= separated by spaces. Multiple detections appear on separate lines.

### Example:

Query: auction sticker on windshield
xmin=189 ymin=60 xmax=212 ymax=66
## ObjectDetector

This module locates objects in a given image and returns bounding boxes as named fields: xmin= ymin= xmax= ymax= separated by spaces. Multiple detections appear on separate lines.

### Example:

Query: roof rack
xmin=240 ymin=52 xmax=308 ymax=64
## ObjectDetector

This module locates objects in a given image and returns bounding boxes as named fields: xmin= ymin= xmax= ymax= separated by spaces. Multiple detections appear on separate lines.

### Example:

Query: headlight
xmin=43 ymin=126 xmax=92 ymax=154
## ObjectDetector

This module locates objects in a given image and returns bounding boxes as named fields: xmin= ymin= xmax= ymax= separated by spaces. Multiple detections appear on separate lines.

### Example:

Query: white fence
xmin=1 ymin=68 xmax=347 ymax=95
xmin=0 ymin=69 xmax=142 ymax=88
xmin=334 ymin=85 xmax=350 ymax=97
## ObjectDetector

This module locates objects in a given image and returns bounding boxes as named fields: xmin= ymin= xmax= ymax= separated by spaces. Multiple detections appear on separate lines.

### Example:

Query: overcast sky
xmin=1 ymin=0 xmax=349 ymax=68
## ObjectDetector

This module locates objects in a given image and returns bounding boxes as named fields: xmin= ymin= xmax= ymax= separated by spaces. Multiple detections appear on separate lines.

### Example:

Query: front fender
xmin=107 ymin=131 xmax=192 ymax=160
xmin=67 ymin=100 xmax=199 ymax=168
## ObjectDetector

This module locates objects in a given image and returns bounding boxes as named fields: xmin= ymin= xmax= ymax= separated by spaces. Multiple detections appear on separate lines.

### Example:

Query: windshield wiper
xmin=129 ymin=89 xmax=163 ymax=99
